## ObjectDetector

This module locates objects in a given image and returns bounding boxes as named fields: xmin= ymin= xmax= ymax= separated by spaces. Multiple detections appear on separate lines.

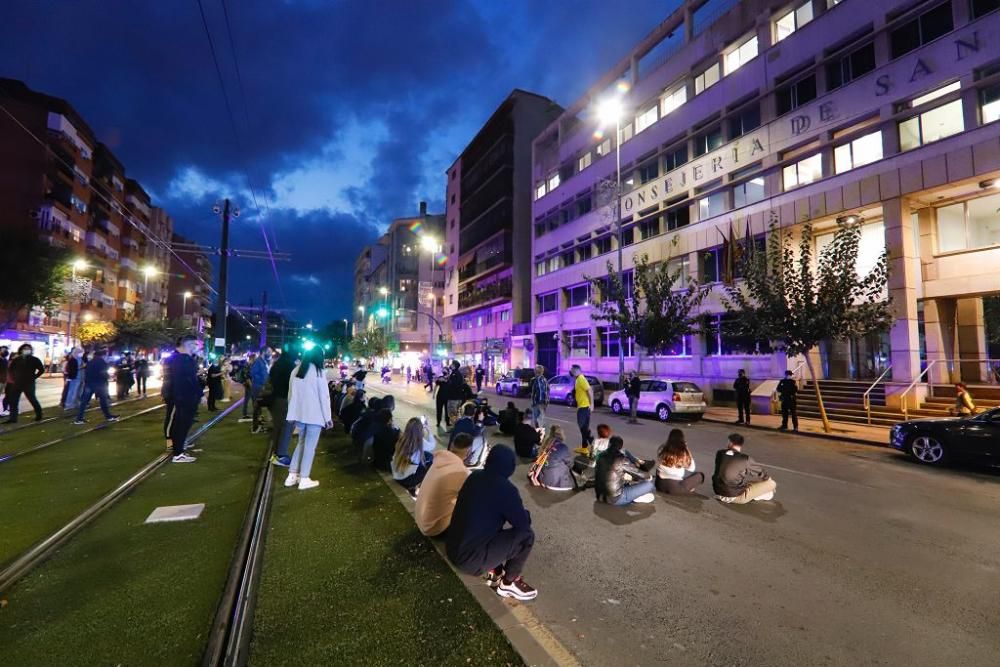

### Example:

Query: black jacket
xmin=341 ymin=398 xmax=365 ymax=432
xmin=9 ymin=355 xmax=44 ymax=388
xmin=371 ymin=423 xmax=401 ymax=472
xmin=65 ymin=356 xmax=80 ymax=380
xmin=734 ymin=375 xmax=751 ymax=397
xmin=712 ymin=449 xmax=769 ymax=497
xmin=594 ymin=451 xmax=647 ymax=503
xmin=513 ymin=422 xmax=541 ymax=458
xmin=627 ymin=376 xmax=641 ymax=398
xmin=497 ymin=407 xmax=521 ymax=435
xmin=0 ymin=354 xmax=8 ymax=384
xmin=163 ymin=353 xmax=202 ymax=407
xmin=268 ymin=355 xmax=295 ymax=400
xmin=84 ymin=356 xmax=110 ymax=387
xmin=135 ymin=359 xmax=150 ymax=378
xmin=776 ymin=378 xmax=798 ymax=402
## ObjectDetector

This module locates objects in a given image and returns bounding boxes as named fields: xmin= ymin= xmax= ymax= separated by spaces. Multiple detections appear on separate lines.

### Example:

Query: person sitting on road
xmin=391 ymin=416 xmax=437 ymax=497
xmin=338 ymin=385 xmax=356 ymax=418
xmin=513 ymin=411 xmax=542 ymax=459
xmin=950 ymin=383 xmax=976 ymax=416
xmin=415 ymin=432 xmax=473 ymax=537
xmin=497 ymin=401 xmax=522 ymax=436
xmin=350 ymin=396 xmax=382 ymax=447
xmin=529 ymin=425 xmax=576 ymax=491
xmin=340 ymin=389 xmax=365 ymax=433
xmin=448 ymin=402 xmax=483 ymax=449
xmin=446 ymin=445 xmax=538 ymax=601
xmin=655 ymin=428 xmax=705 ymax=494
xmin=594 ymin=436 xmax=655 ymax=505
xmin=368 ymin=408 xmax=399 ymax=469
xmin=711 ymin=433 xmax=776 ymax=504
xmin=583 ymin=423 xmax=649 ymax=468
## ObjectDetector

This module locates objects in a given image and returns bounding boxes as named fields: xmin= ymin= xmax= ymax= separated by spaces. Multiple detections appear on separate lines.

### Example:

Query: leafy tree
xmin=723 ymin=215 xmax=892 ymax=432
xmin=78 ymin=320 xmax=117 ymax=346
xmin=113 ymin=318 xmax=180 ymax=351
xmin=0 ymin=227 xmax=71 ymax=329
xmin=349 ymin=327 xmax=388 ymax=360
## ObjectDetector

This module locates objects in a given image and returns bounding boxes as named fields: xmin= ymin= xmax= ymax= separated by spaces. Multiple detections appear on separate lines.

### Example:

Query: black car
xmin=890 ymin=407 xmax=1000 ymax=466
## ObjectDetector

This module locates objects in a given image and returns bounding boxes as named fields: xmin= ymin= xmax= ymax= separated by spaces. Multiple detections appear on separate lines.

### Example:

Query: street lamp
xmin=378 ymin=286 xmax=389 ymax=296
xmin=142 ymin=266 xmax=159 ymax=318
xmin=182 ymin=290 xmax=193 ymax=327
xmin=596 ymin=92 xmax=626 ymax=385
xmin=66 ymin=259 xmax=90 ymax=349
xmin=419 ymin=235 xmax=442 ymax=361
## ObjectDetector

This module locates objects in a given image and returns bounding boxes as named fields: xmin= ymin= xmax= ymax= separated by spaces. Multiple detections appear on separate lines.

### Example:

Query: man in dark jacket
xmin=513 ymin=412 xmax=542 ymax=458
xmin=134 ymin=355 xmax=150 ymax=397
xmin=446 ymin=445 xmax=538 ymax=601
xmin=594 ymin=436 xmax=655 ymax=505
xmin=6 ymin=343 xmax=45 ymax=423
xmin=62 ymin=348 xmax=84 ymax=411
xmin=497 ymin=401 xmax=521 ymax=436
xmin=711 ymin=433 xmax=776 ymax=504
xmin=626 ymin=371 xmax=641 ymax=424
xmin=734 ymin=369 xmax=752 ymax=425
xmin=267 ymin=350 xmax=297 ymax=464
xmin=776 ymin=370 xmax=798 ymax=432
xmin=370 ymin=409 xmax=401 ymax=472
xmin=434 ymin=373 xmax=450 ymax=429
xmin=340 ymin=390 xmax=366 ymax=434
xmin=163 ymin=335 xmax=202 ymax=463
xmin=350 ymin=397 xmax=384 ymax=448
xmin=0 ymin=346 xmax=10 ymax=416
xmin=74 ymin=348 xmax=118 ymax=424
xmin=448 ymin=403 xmax=483 ymax=460
xmin=474 ymin=364 xmax=485 ymax=392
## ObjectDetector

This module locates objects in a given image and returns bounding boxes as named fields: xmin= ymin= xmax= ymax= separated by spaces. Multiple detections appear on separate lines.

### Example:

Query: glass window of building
xmin=595 ymin=236 xmax=612 ymax=254
xmin=639 ymin=214 xmax=661 ymax=240
xmin=725 ymin=34 xmax=759 ymax=75
xmin=566 ymin=284 xmax=590 ymax=308
xmin=694 ymin=62 xmax=721 ymax=95
xmin=898 ymin=99 xmax=964 ymax=151
xmin=667 ymin=255 xmax=689 ymax=284
xmin=567 ymin=329 xmax=592 ymax=356
xmin=911 ymin=81 xmax=960 ymax=107
xmin=698 ymin=191 xmax=727 ymax=220
xmin=971 ymin=0 xmax=1000 ymax=18
xmin=981 ymin=83 xmax=1000 ymax=123
xmin=635 ymin=104 xmax=659 ymax=134
xmin=834 ymin=130 xmax=883 ymax=174
xmin=621 ymin=226 xmax=635 ymax=247
xmin=596 ymin=138 xmax=611 ymax=156
xmin=661 ymin=85 xmax=687 ymax=116
xmin=826 ymin=42 xmax=876 ymax=91
xmin=639 ymin=160 xmax=659 ymax=184
xmin=775 ymin=1 xmax=814 ymax=42
xmin=783 ymin=153 xmax=823 ymax=189
xmin=578 ymin=243 xmax=593 ymax=261
xmin=500 ymin=310 xmax=510 ymax=321
xmin=561 ymin=250 xmax=576 ymax=267
xmin=599 ymin=328 xmax=634 ymax=358
xmin=775 ymin=74 xmax=817 ymax=115
xmin=578 ymin=152 xmax=593 ymax=171
xmin=663 ymin=144 xmax=688 ymax=172
xmin=890 ymin=2 xmax=953 ymax=58
xmin=535 ymin=183 xmax=546 ymax=200
xmin=700 ymin=248 xmax=721 ymax=282
xmin=706 ymin=314 xmax=774 ymax=355
xmin=729 ymin=104 xmax=761 ymax=139
xmin=936 ymin=193 xmax=1000 ymax=252
xmin=537 ymin=291 xmax=559 ymax=313
xmin=547 ymin=172 xmax=560 ymax=192
xmin=665 ymin=204 xmax=690 ymax=230
xmin=694 ymin=125 xmax=723 ymax=157
xmin=733 ymin=177 xmax=766 ymax=208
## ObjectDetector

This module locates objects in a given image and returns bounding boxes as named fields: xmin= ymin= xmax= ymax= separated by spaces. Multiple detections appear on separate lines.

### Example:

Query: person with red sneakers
xmin=445 ymin=445 xmax=538 ymax=601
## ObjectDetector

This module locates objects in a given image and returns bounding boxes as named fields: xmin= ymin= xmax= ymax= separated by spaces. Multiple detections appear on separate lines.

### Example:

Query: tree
xmin=723 ymin=215 xmax=892 ymax=432
xmin=349 ymin=327 xmax=388 ymax=360
xmin=113 ymin=318 xmax=179 ymax=351
xmin=0 ymin=227 xmax=71 ymax=329
xmin=78 ymin=320 xmax=117 ymax=346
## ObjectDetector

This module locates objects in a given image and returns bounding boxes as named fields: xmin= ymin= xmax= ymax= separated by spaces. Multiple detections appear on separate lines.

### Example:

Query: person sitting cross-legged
xmin=594 ymin=436 xmax=655 ymax=506
xmin=711 ymin=433 xmax=776 ymax=504
xmin=391 ymin=417 xmax=436 ymax=498
xmin=529 ymin=425 xmax=576 ymax=491
xmin=513 ymin=411 xmax=542 ymax=459
xmin=446 ymin=445 xmax=538 ymax=601
xmin=655 ymin=428 xmax=705 ymax=494
xmin=414 ymin=432 xmax=473 ymax=537
xmin=497 ymin=401 xmax=521 ymax=436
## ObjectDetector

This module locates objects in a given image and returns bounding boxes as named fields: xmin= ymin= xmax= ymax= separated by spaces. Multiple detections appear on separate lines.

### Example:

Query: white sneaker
xmin=633 ymin=492 xmax=655 ymax=504
xmin=237 ymin=417 xmax=252 ymax=423
xmin=298 ymin=478 xmax=319 ymax=490
xmin=284 ymin=473 xmax=300 ymax=487
xmin=172 ymin=453 xmax=197 ymax=463
xmin=755 ymin=491 xmax=775 ymax=501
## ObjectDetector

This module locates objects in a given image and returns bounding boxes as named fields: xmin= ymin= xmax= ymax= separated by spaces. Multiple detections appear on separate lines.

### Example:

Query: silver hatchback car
xmin=607 ymin=379 xmax=707 ymax=421
xmin=547 ymin=374 xmax=605 ymax=407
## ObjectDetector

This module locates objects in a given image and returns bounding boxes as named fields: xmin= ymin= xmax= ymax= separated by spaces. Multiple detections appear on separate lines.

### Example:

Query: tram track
xmin=0 ymin=391 xmax=162 ymax=437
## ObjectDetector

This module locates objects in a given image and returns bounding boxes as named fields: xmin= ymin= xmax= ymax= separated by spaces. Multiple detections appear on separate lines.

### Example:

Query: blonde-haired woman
xmin=392 ymin=416 xmax=436 ymax=498
xmin=532 ymin=425 xmax=576 ymax=491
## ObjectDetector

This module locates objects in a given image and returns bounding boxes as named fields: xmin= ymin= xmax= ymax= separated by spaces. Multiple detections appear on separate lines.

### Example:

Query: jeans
xmin=449 ymin=527 xmax=535 ymax=579
xmin=780 ymin=399 xmax=798 ymax=430
xmin=9 ymin=384 xmax=43 ymax=421
xmin=166 ymin=402 xmax=197 ymax=456
xmin=137 ymin=375 xmax=147 ymax=395
xmin=736 ymin=394 xmax=751 ymax=423
xmin=289 ymin=422 xmax=322 ymax=479
xmin=576 ymin=407 xmax=592 ymax=447
xmin=276 ymin=419 xmax=295 ymax=460
xmin=64 ymin=378 xmax=83 ymax=410
xmin=530 ymin=403 xmax=546 ymax=429
xmin=628 ymin=395 xmax=638 ymax=421
xmin=610 ymin=480 xmax=655 ymax=506
xmin=269 ymin=397 xmax=288 ymax=451
xmin=77 ymin=384 xmax=113 ymax=421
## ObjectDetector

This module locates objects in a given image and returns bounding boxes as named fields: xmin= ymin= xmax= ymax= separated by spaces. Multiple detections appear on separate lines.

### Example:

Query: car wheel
xmin=656 ymin=404 xmax=672 ymax=422
xmin=566 ymin=395 xmax=576 ymax=408
xmin=908 ymin=434 xmax=948 ymax=466
xmin=611 ymin=399 xmax=623 ymax=414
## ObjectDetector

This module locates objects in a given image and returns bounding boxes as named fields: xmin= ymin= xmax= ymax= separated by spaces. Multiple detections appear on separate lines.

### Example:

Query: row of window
xmin=451 ymin=308 xmax=511 ymax=330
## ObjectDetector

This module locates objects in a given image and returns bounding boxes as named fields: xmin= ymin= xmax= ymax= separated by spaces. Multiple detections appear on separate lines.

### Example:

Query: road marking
xmin=755 ymin=462 xmax=870 ymax=488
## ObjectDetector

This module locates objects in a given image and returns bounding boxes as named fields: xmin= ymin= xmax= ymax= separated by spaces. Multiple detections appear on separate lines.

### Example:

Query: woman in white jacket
xmin=284 ymin=347 xmax=332 ymax=491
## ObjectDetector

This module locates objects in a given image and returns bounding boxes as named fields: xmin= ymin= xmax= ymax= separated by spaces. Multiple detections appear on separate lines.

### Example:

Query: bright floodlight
xmin=376 ymin=307 xmax=388 ymax=318
xmin=420 ymin=236 xmax=439 ymax=252
xmin=358 ymin=305 xmax=365 ymax=312
xmin=143 ymin=265 xmax=158 ymax=277
xmin=379 ymin=286 xmax=389 ymax=296
xmin=597 ymin=97 xmax=623 ymax=126
xmin=183 ymin=291 xmax=193 ymax=298
xmin=72 ymin=259 xmax=88 ymax=271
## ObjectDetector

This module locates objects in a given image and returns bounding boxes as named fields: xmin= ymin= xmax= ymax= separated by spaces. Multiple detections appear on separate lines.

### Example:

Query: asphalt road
xmin=373 ymin=381 xmax=1000 ymax=667
xmin=5 ymin=377 xmax=162 ymax=413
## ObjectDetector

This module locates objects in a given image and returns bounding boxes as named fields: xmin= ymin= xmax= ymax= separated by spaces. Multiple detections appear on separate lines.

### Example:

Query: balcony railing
xmin=458 ymin=276 xmax=512 ymax=311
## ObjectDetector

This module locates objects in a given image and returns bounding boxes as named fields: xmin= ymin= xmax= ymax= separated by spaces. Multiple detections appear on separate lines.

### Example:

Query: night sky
xmin=1 ymin=0 xmax=677 ymax=326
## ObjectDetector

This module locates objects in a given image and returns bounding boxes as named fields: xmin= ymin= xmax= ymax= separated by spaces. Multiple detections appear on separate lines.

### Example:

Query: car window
xmin=651 ymin=381 xmax=668 ymax=392
xmin=551 ymin=375 xmax=567 ymax=385
xmin=586 ymin=376 xmax=601 ymax=386
xmin=515 ymin=369 xmax=535 ymax=380
xmin=639 ymin=380 xmax=653 ymax=392
xmin=672 ymin=381 xmax=700 ymax=393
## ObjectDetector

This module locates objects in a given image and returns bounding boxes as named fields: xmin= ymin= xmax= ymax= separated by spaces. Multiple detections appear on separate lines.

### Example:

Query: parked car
xmin=495 ymin=368 xmax=536 ymax=397
xmin=607 ymin=379 xmax=707 ymax=422
xmin=547 ymin=374 xmax=605 ymax=407
xmin=890 ymin=407 xmax=1000 ymax=466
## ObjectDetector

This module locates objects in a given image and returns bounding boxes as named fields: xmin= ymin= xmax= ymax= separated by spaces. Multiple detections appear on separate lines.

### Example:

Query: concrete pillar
xmin=956 ymin=297 xmax=987 ymax=382
xmin=923 ymin=297 xmax=957 ymax=384
xmin=884 ymin=197 xmax=921 ymax=402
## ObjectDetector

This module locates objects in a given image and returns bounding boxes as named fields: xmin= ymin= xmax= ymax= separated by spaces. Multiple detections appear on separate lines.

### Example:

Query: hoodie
xmin=446 ymin=446 xmax=532 ymax=564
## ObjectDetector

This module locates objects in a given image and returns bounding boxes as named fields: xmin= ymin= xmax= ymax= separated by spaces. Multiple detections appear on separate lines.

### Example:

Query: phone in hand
xmin=420 ymin=415 xmax=428 ymax=426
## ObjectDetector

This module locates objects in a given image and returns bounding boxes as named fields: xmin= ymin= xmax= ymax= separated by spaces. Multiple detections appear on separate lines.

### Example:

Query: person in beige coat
xmin=414 ymin=433 xmax=473 ymax=536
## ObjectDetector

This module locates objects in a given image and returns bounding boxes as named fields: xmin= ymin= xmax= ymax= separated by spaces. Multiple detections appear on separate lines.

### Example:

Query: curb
xmin=700 ymin=415 xmax=887 ymax=448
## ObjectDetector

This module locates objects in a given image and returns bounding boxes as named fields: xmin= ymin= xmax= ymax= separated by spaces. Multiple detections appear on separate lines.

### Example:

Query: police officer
xmin=776 ymin=370 xmax=799 ymax=432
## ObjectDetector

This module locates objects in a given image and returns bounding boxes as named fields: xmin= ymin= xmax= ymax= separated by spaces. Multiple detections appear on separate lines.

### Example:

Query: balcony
xmin=512 ymin=322 xmax=532 ymax=336
xmin=458 ymin=275 xmax=512 ymax=311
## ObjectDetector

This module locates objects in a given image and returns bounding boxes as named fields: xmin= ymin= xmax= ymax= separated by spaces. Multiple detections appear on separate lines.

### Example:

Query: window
xmin=725 ymin=35 xmax=758 ymax=75
xmin=694 ymin=62 xmax=720 ymax=95
xmin=661 ymin=85 xmax=687 ymax=116
xmin=635 ymin=105 xmax=658 ymax=133
xmin=537 ymin=292 xmax=559 ymax=313
xmin=546 ymin=255 xmax=562 ymax=273
xmin=576 ymin=195 xmax=593 ymax=217
xmin=783 ymin=153 xmax=823 ymax=189
xmin=694 ymin=125 xmax=723 ymax=157
xmin=706 ymin=314 xmax=773 ymax=355
xmin=578 ymin=152 xmax=592 ymax=171
xmin=578 ymin=243 xmax=593 ymax=261
xmin=638 ymin=160 xmax=658 ymax=184
xmin=700 ymin=248 xmax=722 ymax=282
xmin=639 ymin=215 xmax=661 ymax=240
xmin=561 ymin=250 xmax=576 ymax=267
xmin=911 ymin=81 xmax=960 ymax=108
xmin=566 ymin=329 xmax=591 ymax=357
xmin=665 ymin=204 xmax=690 ymax=230
xmin=535 ymin=222 xmax=547 ymax=238
xmin=535 ymin=183 xmax=546 ymax=200
xmin=451 ymin=193 xmax=456 ymax=204
xmin=450 ymin=218 xmax=455 ymax=229
xmin=729 ymin=104 xmax=761 ymax=139
xmin=621 ymin=123 xmax=634 ymax=143
xmin=566 ymin=284 xmax=590 ymax=308
xmin=621 ymin=226 xmax=635 ymax=247
xmin=485 ymin=312 xmax=493 ymax=324
xmin=971 ymin=0 xmax=1000 ymax=19
xmin=733 ymin=177 xmax=766 ymax=208
xmin=663 ymin=145 xmax=688 ymax=172
xmin=775 ymin=74 xmax=817 ymax=115
xmin=982 ymin=83 xmax=1000 ymax=123
xmin=898 ymin=99 xmax=964 ymax=150
xmin=599 ymin=328 xmax=634 ymax=357
xmin=595 ymin=236 xmax=612 ymax=254
xmin=596 ymin=139 xmax=611 ymax=156
xmin=935 ymin=193 xmax=1000 ymax=252
xmin=890 ymin=3 xmax=953 ymax=58
xmin=775 ymin=1 xmax=813 ymax=42
xmin=826 ymin=42 xmax=876 ymax=91
xmin=547 ymin=173 xmax=560 ymax=192
xmin=834 ymin=130 xmax=883 ymax=174
xmin=667 ymin=255 xmax=690 ymax=284
xmin=698 ymin=191 xmax=727 ymax=220
xmin=500 ymin=309 xmax=510 ymax=321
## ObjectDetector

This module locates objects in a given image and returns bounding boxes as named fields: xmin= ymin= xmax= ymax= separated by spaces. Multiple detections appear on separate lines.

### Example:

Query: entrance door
xmin=536 ymin=334 xmax=558 ymax=378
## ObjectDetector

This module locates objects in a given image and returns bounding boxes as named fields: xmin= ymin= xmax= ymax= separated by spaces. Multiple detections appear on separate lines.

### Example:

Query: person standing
xmin=163 ymin=335 xmax=202 ymax=463
xmin=0 ymin=346 xmax=10 ymax=417
xmin=221 ymin=357 xmax=234 ymax=402
xmin=238 ymin=354 xmax=255 ymax=422
xmin=352 ymin=366 xmax=368 ymax=391
xmin=249 ymin=350 xmax=270 ymax=432
xmin=283 ymin=347 xmax=332 ymax=490
xmin=206 ymin=358 xmax=224 ymax=411
xmin=116 ymin=353 xmax=134 ymax=400
xmin=475 ymin=363 xmax=485 ymax=393
xmin=5 ymin=343 xmax=45 ymax=423
xmin=74 ymin=348 xmax=119 ymax=424
xmin=776 ymin=370 xmax=798 ymax=432
xmin=626 ymin=371 xmax=641 ymax=424
xmin=734 ymin=369 xmax=752 ymax=425
xmin=134 ymin=354 xmax=150 ymax=398
xmin=405 ymin=365 xmax=412 ymax=385
xmin=570 ymin=364 xmax=593 ymax=448
xmin=63 ymin=347 xmax=84 ymax=412
xmin=528 ymin=364 xmax=548 ymax=429
xmin=423 ymin=363 xmax=435 ymax=393
xmin=267 ymin=348 xmax=296 ymax=465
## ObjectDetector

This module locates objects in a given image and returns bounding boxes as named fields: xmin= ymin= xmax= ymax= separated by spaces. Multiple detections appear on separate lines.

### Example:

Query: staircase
xmin=796 ymin=380 xmax=1000 ymax=427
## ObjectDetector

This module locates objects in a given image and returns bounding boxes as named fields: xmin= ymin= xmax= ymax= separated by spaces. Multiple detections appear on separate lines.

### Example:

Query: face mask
xmin=22 ymin=350 xmax=31 ymax=357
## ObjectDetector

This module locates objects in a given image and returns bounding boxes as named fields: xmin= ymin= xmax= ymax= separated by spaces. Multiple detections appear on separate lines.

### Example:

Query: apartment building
xmin=442 ymin=90 xmax=563 ymax=375
xmin=353 ymin=242 xmax=388 ymax=336
xmin=530 ymin=0 xmax=1000 ymax=408
xmin=166 ymin=232 xmax=213 ymax=333
xmin=147 ymin=207 xmax=174 ymax=319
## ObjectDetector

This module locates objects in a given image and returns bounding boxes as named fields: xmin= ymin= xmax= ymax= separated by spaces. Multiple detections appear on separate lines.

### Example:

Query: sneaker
xmin=238 ymin=417 xmax=252 ymax=423
xmin=407 ymin=487 xmax=419 ymax=500
xmin=271 ymin=455 xmax=291 ymax=467
xmin=298 ymin=478 xmax=319 ymax=491
xmin=755 ymin=491 xmax=775 ymax=501
xmin=633 ymin=492 xmax=655 ymax=504
xmin=496 ymin=576 xmax=537 ymax=601
xmin=106 ymin=415 xmax=120 ymax=422
xmin=484 ymin=567 xmax=505 ymax=588
xmin=251 ymin=425 xmax=263 ymax=434
xmin=172 ymin=453 xmax=197 ymax=463
xmin=73 ymin=419 xmax=86 ymax=425
xmin=284 ymin=473 xmax=300 ymax=487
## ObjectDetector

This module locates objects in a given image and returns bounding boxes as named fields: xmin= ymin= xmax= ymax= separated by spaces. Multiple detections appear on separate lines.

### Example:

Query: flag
xmin=721 ymin=219 xmax=737 ymax=285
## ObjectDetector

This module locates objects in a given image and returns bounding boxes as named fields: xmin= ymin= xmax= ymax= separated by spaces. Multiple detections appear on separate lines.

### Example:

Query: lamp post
xmin=67 ymin=259 xmax=89 ymax=349
xmin=419 ymin=235 xmax=441 ymax=362
xmin=142 ymin=265 xmax=158 ymax=318
xmin=598 ymin=95 xmax=626 ymax=386
xmin=182 ymin=290 xmax=193 ymax=329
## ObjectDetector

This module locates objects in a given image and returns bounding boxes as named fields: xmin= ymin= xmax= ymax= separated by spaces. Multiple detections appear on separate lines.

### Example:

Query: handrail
xmin=900 ymin=361 xmax=937 ymax=422
xmin=863 ymin=365 xmax=892 ymax=425
xmin=791 ymin=361 xmax=807 ymax=389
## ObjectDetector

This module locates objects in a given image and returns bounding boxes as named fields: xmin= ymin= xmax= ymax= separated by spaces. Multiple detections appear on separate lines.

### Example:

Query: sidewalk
xmin=702 ymin=406 xmax=890 ymax=446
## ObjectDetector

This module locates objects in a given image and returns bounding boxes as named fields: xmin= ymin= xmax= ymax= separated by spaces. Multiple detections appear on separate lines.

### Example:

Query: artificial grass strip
xmin=249 ymin=433 xmax=523 ymax=667
xmin=0 ymin=414 xmax=269 ymax=667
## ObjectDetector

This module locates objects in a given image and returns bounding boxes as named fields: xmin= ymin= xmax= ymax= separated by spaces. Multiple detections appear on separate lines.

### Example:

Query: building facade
xmin=166 ymin=232 xmax=213 ymax=334
xmin=443 ymin=90 xmax=563 ymax=376
xmin=530 ymin=0 xmax=1000 ymax=408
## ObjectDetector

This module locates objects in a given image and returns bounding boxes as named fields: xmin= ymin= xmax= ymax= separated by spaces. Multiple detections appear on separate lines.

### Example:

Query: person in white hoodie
xmin=284 ymin=347 xmax=332 ymax=491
